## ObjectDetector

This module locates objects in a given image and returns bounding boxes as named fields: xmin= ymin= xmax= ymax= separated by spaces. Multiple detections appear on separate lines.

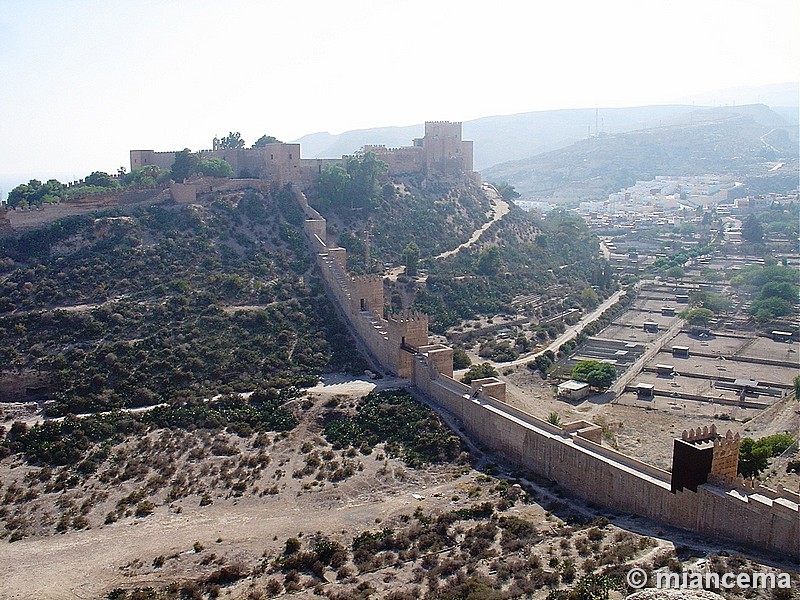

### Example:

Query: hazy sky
xmin=1 ymin=0 xmax=798 ymax=192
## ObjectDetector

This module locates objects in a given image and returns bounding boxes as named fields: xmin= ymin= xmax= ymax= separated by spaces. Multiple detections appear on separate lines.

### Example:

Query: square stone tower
xmin=350 ymin=275 xmax=384 ymax=314
xmin=423 ymin=121 xmax=473 ymax=177
xmin=387 ymin=310 xmax=429 ymax=377
xmin=671 ymin=425 xmax=740 ymax=492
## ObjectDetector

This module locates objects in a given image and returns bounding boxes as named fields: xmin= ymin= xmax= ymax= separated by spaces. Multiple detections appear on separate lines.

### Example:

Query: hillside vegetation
xmin=413 ymin=208 xmax=612 ymax=333
xmin=0 ymin=186 xmax=366 ymax=418
xmin=313 ymin=172 xmax=492 ymax=273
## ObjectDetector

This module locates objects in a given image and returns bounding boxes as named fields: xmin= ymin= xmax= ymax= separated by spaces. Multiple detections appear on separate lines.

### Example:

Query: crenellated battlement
xmin=351 ymin=274 xmax=383 ymax=285
xmin=388 ymin=310 xmax=428 ymax=324
xmin=681 ymin=424 xmax=737 ymax=443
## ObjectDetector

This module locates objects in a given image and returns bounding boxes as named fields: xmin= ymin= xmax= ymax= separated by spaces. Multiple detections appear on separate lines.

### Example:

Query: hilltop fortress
xmin=131 ymin=121 xmax=478 ymax=187
xmin=2 ymin=122 xmax=477 ymax=236
xmin=0 ymin=118 xmax=794 ymax=558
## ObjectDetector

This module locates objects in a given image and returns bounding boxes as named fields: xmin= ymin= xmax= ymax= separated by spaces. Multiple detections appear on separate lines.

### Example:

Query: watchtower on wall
xmin=350 ymin=275 xmax=384 ymax=314
xmin=130 ymin=149 xmax=177 ymax=171
xmin=671 ymin=426 xmax=741 ymax=492
xmin=388 ymin=310 xmax=428 ymax=350
xmin=387 ymin=310 xmax=429 ymax=377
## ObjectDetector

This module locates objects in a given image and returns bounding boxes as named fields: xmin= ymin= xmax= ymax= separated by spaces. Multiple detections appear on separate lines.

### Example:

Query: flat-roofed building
xmin=557 ymin=380 xmax=591 ymax=401
xmin=672 ymin=345 xmax=690 ymax=358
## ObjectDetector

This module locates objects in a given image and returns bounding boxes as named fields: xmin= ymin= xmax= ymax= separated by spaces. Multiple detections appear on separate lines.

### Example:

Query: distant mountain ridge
xmin=670 ymin=81 xmax=799 ymax=111
xmin=481 ymin=104 xmax=799 ymax=203
xmin=294 ymin=83 xmax=798 ymax=171
xmin=295 ymin=106 xmax=708 ymax=170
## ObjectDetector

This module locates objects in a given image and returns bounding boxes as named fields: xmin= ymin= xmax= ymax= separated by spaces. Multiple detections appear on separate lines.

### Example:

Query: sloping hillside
xmin=0 ymin=188 xmax=368 ymax=417
xmin=482 ymin=105 xmax=799 ymax=203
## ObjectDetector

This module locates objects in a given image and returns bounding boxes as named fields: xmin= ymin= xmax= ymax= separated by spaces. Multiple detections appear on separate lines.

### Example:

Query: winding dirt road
xmin=387 ymin=183 xmax=510 ymax=281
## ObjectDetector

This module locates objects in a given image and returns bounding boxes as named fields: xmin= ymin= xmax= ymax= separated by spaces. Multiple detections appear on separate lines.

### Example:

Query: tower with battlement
xmin=671 ymin=425 xmax=741 ymax=492
xmin=387 ymin=310 xmax=429 ymax=377
xmin=422 ymin=121 xmax=474 ymax=178
xmin=709 ymin=429 xmax=741 ymax=484
xmin=350 ymin=275 xmax=384 ymax=314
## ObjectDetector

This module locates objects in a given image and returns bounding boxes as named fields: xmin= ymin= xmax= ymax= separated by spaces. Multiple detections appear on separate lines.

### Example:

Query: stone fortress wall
xmin=8 ymin=122 xmax=795 ymax=557
xmin=130 ymin=121 xmax=480 ymax=188
xmin=294 ymin=183 xmax=799 ymax=560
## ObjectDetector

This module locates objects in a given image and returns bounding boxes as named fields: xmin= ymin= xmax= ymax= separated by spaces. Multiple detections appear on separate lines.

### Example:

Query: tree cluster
xmin=315 ymin=152 xmax=388 ymax=211
xmin=6 ymin=172 xmax=127 ymax=209
xmin=731 ymin=262 xmax=798 ymax=323
xmin=460 ymin=362 xmax=499 ymax=384
xmin=491 ymin=181 xmax=521 ymax=201
xmin=571 ymin=360 xmax=616 ymax=389
xmin=322 ymin=390 xmax=462 ymax=466
xmin=6 ymin=179 xmax=67 ymax=208
xmin=170 ymin=149 xmax=233 ymax=182
xmin=738 ymin=433 xmax=795 ymax=478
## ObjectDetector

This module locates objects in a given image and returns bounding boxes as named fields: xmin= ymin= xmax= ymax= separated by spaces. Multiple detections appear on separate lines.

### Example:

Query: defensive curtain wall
xmin=296 ymin=190 xmax=799 ymax=560
xmin=131 ymin=121 xmax=480 ymax=187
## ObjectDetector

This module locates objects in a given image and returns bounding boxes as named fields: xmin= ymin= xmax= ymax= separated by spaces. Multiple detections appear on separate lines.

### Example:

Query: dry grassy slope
xmin=2 ymin=385 xmax=797 ymax=599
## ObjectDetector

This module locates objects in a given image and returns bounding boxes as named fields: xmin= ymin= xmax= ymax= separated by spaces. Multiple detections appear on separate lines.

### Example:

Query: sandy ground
xmin=0 ymin=473 xmax=466 ymax=599
xmin=0 ymin=377 xmax=460 ymax=599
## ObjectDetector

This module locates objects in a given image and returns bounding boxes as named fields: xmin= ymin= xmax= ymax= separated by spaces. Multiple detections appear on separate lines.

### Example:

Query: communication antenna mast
xmin=595 ymin=106 xmax=599 ymax=137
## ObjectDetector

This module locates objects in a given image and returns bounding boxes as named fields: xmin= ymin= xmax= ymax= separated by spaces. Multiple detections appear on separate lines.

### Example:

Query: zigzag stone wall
xmin=295 ymin=189 xmax=799 ymax=560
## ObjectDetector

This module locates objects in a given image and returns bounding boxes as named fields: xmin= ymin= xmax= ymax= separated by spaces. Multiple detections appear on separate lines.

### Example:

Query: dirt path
xmin=434 ymin=184 xmax=509 ymax=261
xmin=476 ymin=287 xmax=628 ymax=370
xmin=386 ymin=183 xmax=510 ymax=281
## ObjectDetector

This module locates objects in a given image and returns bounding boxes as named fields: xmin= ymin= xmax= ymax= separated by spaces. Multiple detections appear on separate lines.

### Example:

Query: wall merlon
xmin=773 ymin=498 xmax=800 ymax=517
xmin=388 ymin=310 xmax=428 ymax=324
xmin=775 ymin=484 xmax=800 ymax=503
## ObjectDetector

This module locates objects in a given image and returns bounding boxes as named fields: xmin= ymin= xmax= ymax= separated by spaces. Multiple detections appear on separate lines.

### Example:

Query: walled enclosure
xmin=131 ymin=121 xmax=480 ymax=191
xmin=294 ymin=185 xmax=798 ymax=561
xmin=133 ymin=123 xmax=798 ymax=559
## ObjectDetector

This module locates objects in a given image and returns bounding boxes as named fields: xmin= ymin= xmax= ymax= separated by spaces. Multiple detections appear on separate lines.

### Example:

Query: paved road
xmin=476 ymin=287 xmax=629 ymax=370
